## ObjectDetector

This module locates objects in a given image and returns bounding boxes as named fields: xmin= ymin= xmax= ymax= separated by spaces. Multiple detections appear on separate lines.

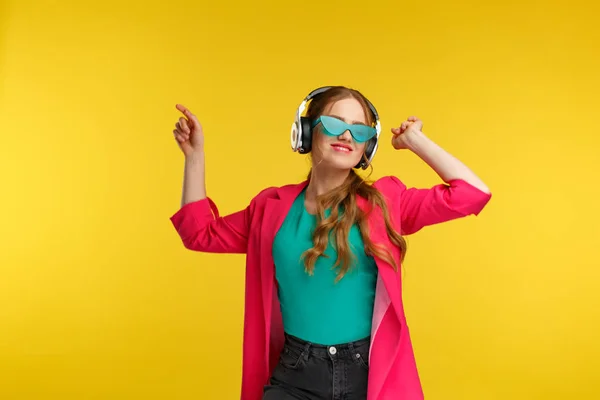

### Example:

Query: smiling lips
xmin=331 ymin=143 xmax=353 ymax=153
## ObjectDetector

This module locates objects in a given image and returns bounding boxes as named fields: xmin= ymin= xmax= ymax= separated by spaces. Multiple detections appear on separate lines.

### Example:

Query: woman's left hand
xmin=391 ymin=116 xmax=424 ymax=150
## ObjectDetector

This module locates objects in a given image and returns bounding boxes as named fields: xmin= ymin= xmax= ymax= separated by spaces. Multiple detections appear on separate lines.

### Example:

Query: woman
xmin=170 ymin=86 xmax=491 ymax=400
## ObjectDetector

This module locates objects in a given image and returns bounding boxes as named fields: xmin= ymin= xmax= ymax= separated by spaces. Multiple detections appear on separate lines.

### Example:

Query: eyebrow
xmin=327 ymin=114 xmax=368 ymax=126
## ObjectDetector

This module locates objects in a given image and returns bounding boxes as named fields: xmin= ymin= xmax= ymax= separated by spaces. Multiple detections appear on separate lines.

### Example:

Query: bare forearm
xmin=181 ymin=151 xmax=207 ymax=207
xmin=405 ymin=132 xmax=490 ymax=194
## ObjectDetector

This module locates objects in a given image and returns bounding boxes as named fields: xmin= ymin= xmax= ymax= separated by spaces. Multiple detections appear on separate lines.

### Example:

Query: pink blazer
xmin=170 ymin=175 xmax=492 ymax=400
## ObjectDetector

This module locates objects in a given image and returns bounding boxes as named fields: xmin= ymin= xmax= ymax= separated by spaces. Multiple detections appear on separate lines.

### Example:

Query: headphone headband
xmin=290 ymin=86 xmax=381 ymax=169
xmin=303 ymin=86 xmax=380 ymax=122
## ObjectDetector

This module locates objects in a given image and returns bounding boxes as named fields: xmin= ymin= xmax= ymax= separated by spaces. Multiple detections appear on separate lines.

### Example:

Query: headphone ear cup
xmin=355 ymin=138 xmax=377 ymax=169
xmin=299 ymin=116 xmax=312 ymax=153
xmin=365 ymin=138 xmax=376 ymax=158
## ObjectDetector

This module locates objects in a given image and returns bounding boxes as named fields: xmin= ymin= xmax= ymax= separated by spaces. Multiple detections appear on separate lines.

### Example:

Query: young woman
xmin=170 ymin=86 xmax=491 ymax=400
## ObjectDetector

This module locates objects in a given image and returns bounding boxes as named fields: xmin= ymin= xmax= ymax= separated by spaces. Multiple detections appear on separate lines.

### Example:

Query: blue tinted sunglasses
xmin=311 ymin=115 xmax=377 ymax=143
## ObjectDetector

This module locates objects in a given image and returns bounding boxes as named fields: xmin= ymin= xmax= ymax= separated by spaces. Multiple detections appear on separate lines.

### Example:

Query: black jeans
xmin=262 ymin=333 xmax=370 ymax=400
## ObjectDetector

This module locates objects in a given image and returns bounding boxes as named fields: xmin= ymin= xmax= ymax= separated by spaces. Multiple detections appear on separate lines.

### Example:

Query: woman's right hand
xmin=173 ymin=104 xmax=204 ymax=156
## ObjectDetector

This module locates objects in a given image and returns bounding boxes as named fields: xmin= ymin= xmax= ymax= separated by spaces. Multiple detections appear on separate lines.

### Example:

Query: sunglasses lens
xmin=350 ymin=125 xmax=377 ymax=143
xmin=319 ymin=116 xmax=346 ymax=136
xmin=316 ymin=116 xmax=377 ymax=143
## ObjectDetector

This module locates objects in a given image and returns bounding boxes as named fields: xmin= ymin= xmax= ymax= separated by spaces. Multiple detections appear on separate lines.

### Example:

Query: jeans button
xmin=329 ymin=346 xmax=337 ymax=355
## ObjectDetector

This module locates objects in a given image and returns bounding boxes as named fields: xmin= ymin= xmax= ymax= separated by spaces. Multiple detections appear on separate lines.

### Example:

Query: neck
xmin=305 ymin=165 xmax=351 ymax=200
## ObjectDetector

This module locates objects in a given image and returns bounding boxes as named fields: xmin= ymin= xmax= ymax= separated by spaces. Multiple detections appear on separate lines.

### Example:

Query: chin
xmin=322 ymin=154 xmax=361 ymax=170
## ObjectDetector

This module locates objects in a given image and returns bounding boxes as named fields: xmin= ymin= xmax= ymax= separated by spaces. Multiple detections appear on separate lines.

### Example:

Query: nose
xmin=338 ymin=129 xmax=352 ymax=141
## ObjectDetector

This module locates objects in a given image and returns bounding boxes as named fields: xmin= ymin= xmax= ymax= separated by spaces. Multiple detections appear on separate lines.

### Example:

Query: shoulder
xmin=371 ymin=175 xmax=408 ymax=200
xmin=250 ymin=186 xmax=279 ymax=201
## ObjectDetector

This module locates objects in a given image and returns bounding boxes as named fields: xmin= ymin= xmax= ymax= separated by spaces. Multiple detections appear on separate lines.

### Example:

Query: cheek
xmin=354 ymin=142 xmax=367 ymax=157
xmin=313 ymin=131 xmax=329 ymax=151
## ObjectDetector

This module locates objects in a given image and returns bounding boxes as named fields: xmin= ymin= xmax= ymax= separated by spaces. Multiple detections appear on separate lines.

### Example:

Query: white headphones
xmin=290 ymin=86 xmax=381 ymax=170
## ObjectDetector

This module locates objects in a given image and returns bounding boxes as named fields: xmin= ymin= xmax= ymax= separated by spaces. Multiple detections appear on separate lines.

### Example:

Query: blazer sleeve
xmin=169 ymin=196 xmax=253 ymax=254
xmin=377 ymin=176 xmax=492 ymax=236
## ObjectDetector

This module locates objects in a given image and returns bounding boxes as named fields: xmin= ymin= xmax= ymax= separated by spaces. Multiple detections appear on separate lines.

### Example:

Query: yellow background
xmin=1 ymin=0 xmax=599 ymax=398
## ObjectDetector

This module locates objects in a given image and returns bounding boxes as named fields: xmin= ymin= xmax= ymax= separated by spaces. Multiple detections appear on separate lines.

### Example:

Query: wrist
xmin=404 ymin=131 xmax=428 ymax=152
xmin=185 ymin=151 xmax=205 ymax=165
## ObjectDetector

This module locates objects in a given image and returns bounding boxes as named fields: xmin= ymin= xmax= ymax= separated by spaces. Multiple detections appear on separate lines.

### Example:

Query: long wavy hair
xmin=301 ymin=86 xmax=407 ymax=281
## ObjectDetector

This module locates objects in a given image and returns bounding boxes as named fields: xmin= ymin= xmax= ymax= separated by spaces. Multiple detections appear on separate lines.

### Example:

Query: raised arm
xmin=173 ymin=104 xmax=207 ymax=207
xmin=385 ymin=116 xmax=492 ymax=235
xmin=170 ymin=104 xmax=250 ymax=253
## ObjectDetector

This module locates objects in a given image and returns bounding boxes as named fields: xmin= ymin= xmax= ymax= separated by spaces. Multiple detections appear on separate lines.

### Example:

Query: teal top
xmin=272 ymin=188 xmax=378 ymax=345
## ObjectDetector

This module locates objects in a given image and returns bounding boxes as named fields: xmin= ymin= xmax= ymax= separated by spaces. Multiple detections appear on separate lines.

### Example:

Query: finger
xmin=176 ymin=104 xmax=201 ymax=130
xmin=178 ymin=117 xmax=191 ymax=134
xmin=175 ymin=104 xmax=190 ymax=114
xmin=174 ymin=124 xmax=189 ymax=139
xmin=391 ymin=127 xmax=401 ymax=135
xmin=173 ymin=130 xmax=187 ymax=143
xmin=408 ymin=116 xmax=418 ymax=121
xmin=175 ymin=104 xmax=195 ymax=123
xmin=175 ymin=122 xmax=190 ymax=139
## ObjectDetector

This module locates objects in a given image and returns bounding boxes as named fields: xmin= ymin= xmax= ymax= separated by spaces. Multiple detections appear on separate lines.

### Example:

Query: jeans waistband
xmin=284 ymin=333 xmax=370 ymax=360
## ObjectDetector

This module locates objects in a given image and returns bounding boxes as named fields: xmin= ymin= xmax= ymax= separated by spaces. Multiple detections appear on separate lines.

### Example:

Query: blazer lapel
xmin=356 ymin=196 xmax=403 ymax=322
xmin=259 ymin=181 xmax=309 ymax=351
xmin=356 ymin=195 xmax=404 ymax=400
